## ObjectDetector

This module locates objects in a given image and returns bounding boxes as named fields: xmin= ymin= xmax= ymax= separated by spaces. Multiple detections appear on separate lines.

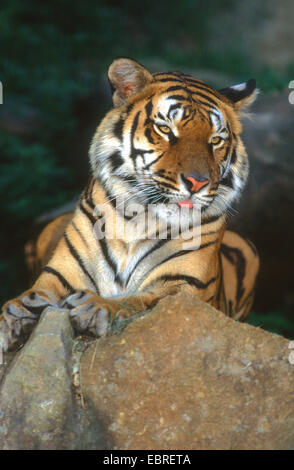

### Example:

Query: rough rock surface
xmin=209 ymin=0 xmax=294 ymax=69
xmin=0 ymin=307 xmax=105 ymax=450
xmin=80 ymin=292 xmax=294 ymax=450
xmin=1 ymin=293 xmax=294 ymax=450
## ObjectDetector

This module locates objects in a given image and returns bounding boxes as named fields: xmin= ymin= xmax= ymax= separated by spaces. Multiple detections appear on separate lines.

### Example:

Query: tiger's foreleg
xmin=0 ymin=214 xmax=95 ymax=351
xmin=62 ymin=283 xmax=181 ymax=338
xmin=0 ymin=265 xmax=74 ymax=352
xmin=0 ymin=263 xmax=180 ymax=350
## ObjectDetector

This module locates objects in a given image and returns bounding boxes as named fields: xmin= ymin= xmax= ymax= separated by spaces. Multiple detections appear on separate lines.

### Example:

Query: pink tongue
xmin=177 ymin=200 xmax=193 ymax=209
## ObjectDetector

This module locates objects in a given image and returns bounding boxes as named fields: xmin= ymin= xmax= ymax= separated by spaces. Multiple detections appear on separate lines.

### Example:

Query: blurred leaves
xmin=0 ymin=134 xmax=71 ymax=220
xmin=248 ymin=310 xmax=294 ymax=339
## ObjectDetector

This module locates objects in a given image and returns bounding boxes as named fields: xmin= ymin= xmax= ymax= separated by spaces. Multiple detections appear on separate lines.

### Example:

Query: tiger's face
xmin=90 ymin=58 xmax=257 ymax=221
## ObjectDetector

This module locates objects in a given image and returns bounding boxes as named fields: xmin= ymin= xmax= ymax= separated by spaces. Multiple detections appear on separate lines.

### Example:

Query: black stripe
xmin=109 ymin=151 xmax=124 ymax=171
xmin=99 ymin=238 xmax=116 ymax=272
xmin=169 ymin=132 xmax=178 ymax=145
xmin=104 ymin=186 xmax=118 ymax=211
xmin=7 ymin=305 xmax=38 ymax=321
xmin=154 ymin=171 xmax=177 ymax=184
xmin=182 ymin=109 xmax=196 ymax=127
xmin=103 ymin=185 xmax=133 ymax=221
xmin=165 ymin=94 xmax=188 ymax=102
xmin=192 ymin=99 xmax=216 ymax=112
xmin=166 ymin=85 xmax=186 ymax=93
xmin=221 ymin=171 xmax=234 ymax=190
xmin=154 ymin=75 xmax=184 ymax=82
xmin=150 ymin=274 xmax=217 ymax=289
xmin=230 ymin=150 xmax=237 ymax=165
xmin=130 ymin=111 xmax=141 ymax=160
xmin=145 ymin=126 xmax=155 ymax=144
xmin=79 ymin=200 xmax=96 ymax=225
xmin=43 ymin=266 xmax=74 ymax=294
xmin=154 ymin=74 xmax=222 ymax=101
xmin=125 ymin=238 xmax=170 ymax=286
xmin=220 ymin=244 xmax=245 ymax=303
xmin=201 ymin=213 xmax=221 ymax=225
xmin=217 ymin=251 xmax=225 ymax=311
xmin=98 ymin=237 xmax=123 ymax=286
xmin=113 ymin=117 xmax=124 ymax=140
xmin=120 ymin=175 xmax=138 ymax=187
xmin=63 ymin=232 xmax=99 ymax=293
xmin=143 ymin=152 xmax=164 ymax=171
xmin=125 ymin=102 xmax=134 ymax=116
xmin=71 ymin=221 xmax=89 ymax=249
xmin=81 ymin=178 xmax=96 ymax=211
xmin=144 ymin=99 xmax=154 ymax=127
xmin=222 ymin=143 xmax=231 ymax=163
xmin=130 ymin=112 xmax=156 ymax=167
xmin=191 ymin=90 xmax=220 ymax=107
xmin=181 ymin=79 xmax=223 ymax=99
xmin=80 ymin=179 xmax=93 ymax=207
xmin=153 ymin=179 xmax=179 ymax=192
xmin=85 ymin=178 xmax=95 ymax=199
xmin=244 ymin=237 xmax=258 ymax=256
xmin=154 ymin=76 xmax=204 ymax=87
xmin=145 ymin=240 xmax=217 ymax=278
xmin=169 ymin=103 xmax=182 ymax=114
xmin=145 ymin=99 xmax=153 ymax=119
xmin=238 ymin=287 xmax=254 ymax=314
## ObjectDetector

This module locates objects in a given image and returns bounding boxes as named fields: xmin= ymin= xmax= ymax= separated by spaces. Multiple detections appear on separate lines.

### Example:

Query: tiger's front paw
xmin=0 ymin=290 xmax=57 ymax=352
xmin=62 ymin=290 xmax=117 ymax=338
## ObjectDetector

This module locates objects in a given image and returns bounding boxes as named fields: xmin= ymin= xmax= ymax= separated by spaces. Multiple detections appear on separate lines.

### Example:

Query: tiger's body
xmin=0 ymin=58 xmax=259 ymax=352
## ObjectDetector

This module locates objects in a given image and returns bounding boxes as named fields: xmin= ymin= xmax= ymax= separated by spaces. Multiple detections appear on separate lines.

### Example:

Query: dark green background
xmin=1 ymin=0 xmax=293 ymax=336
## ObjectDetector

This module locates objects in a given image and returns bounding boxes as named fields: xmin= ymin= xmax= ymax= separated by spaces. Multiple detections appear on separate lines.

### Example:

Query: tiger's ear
xmin=218 ymin=79 xmax=258 ymax=112
xmin=108 ymin=57 xmax=154 ymax=107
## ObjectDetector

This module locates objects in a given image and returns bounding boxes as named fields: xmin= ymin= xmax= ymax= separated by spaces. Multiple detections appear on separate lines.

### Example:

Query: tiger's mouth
xmin=134 ymin=184 xmax=213 ymax=210
xmin=122 ymin=172 xmax=216 ymax=212
xmin=177 ymin=200 xmax=194 ymax=209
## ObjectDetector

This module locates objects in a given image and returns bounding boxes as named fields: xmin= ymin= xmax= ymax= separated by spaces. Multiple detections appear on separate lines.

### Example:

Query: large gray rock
xmin=209 ymin=0 xmax=294 ymax=69
xmin=80 ymin=292 xmax=294 ymax=450
xmin=0 ymin=307 xmax=105 ymax=450
xmin=0 ymin=293 xmax=294 ymax=450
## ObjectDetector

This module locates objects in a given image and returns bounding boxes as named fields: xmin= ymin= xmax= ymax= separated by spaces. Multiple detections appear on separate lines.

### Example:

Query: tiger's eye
xmin=155 ymin=124 xmax=171 ymax=134
xmin=211 ymin=136 xmax=224 ymax=146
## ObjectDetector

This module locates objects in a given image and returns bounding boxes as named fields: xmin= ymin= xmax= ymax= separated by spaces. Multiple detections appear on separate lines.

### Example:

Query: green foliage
xmin=248 ymin=310 xmax=294 ymax=339
xmin=0 ymin=134 xmax=72 ymax=220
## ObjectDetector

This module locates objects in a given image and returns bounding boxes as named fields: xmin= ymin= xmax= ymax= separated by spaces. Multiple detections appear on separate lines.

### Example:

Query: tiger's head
xmin=90 ymin=58 xmax=257 ymax=221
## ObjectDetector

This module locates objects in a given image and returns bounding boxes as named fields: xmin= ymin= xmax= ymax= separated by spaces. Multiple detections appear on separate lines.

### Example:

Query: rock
xmin=229 ymin=91 xmax=294 ymax=312
xmin=249 ymin=0 xmax=294 ymax=69
xmin=208 ymin=0 xmax=294 ymax=70
xmin=0 ymin=307 xmax=106 ymax=450
xmin=80 ymin=292 xmax=294 ymax=450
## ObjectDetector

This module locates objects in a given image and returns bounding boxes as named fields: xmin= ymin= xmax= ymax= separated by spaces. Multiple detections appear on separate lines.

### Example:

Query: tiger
xmin=0 ymin=57 xmax=259 ymax=352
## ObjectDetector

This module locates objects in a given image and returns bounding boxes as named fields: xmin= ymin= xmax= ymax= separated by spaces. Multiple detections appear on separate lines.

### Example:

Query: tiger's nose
xmin=181 ymin=173 xmax=210 ymax=193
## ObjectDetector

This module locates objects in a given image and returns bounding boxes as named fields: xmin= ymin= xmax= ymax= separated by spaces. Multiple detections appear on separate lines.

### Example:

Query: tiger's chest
xmin=94 ymin=235 xmax=219 ymax=299
xmin=94 ymin=238 xmax=169 ymax=297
